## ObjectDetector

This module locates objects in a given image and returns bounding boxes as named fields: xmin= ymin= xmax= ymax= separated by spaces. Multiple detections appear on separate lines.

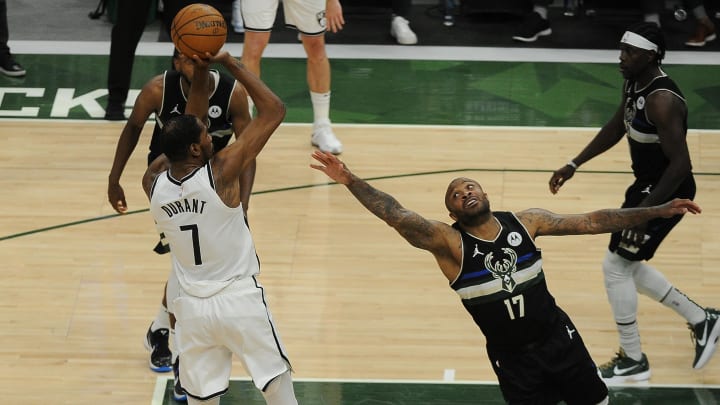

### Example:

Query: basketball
xmin=171 ymin=3 xmax=227 ymax=57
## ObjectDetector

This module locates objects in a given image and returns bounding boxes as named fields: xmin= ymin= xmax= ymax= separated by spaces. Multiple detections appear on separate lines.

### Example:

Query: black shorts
xmin=486 ymin=309 xmax=608 ymax=405
xmin=609 ymin=176 xmax=696 ymax=261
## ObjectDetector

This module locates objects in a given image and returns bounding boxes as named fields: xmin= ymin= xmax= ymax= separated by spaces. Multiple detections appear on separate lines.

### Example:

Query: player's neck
xmin=461 ymin=212 xmax=500 ymax=240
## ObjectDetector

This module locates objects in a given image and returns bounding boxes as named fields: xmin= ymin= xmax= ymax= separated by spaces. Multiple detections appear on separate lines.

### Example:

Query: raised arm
xmin=228 ymin=81 xmax=254 ymax=214
xmin=310 ymin=151 xmax=458 ymax=257
xmin=107 ymin=76 xmax=164 ymax=213
xmin=517 ymin=198 xmax=701 ymax=238
xmin=210 ymin=52 xmax=285 ymax=196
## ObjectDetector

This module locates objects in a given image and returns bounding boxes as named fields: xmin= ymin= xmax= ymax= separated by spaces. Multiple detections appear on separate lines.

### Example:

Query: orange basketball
xmin=171 ymin=3 xmax=227 ymax=57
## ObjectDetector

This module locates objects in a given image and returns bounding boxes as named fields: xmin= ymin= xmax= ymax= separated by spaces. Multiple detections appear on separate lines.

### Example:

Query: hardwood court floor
xmin=1 ymin=120 xmax=719 ymax=404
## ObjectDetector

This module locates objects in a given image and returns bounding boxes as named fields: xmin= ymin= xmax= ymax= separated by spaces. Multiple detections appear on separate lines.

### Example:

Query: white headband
xmin=620 ymin=31 xmax=658 ymax=51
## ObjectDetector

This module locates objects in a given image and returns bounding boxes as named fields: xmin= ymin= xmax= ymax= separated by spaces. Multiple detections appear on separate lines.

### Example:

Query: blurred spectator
xmin=232 ymin=0 xmax=244 ymax=34
xmin=241 ymin=0 xmax=344 ymax=154
xmin=0 ymin=0 xmax=25 ymax=77
xmin=684 ymin=0 xmax=716 ymax=47
xmin=512 ymin=0 xmax=552 ymax=42
xmin=105 ymin=0 xmax=191 ymax=120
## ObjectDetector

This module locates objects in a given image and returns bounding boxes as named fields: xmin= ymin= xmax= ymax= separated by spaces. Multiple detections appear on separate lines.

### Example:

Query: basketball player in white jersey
xmin=241 ymin=0 xmax=345 ymax=154
xmin=142 ymin=51 xmax=296 ymax=405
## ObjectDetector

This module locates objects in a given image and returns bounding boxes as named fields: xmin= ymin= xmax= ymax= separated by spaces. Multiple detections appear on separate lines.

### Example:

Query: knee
xmin=602 ymin=250 xmax=637 ymax=285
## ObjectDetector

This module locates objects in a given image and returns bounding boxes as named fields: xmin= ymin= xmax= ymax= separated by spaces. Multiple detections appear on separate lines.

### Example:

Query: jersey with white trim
xmin=622 ymin=72 xmax=687 ymax=183
xmin=149 ymin=162 xmax=259 ymax=298
xmin=148 ymin=69 xmax=236 ymax=164
xmin=450 ymin=212 xmax=559 ymax=349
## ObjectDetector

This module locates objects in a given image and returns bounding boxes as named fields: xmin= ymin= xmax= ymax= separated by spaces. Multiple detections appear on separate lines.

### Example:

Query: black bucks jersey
xmin=622 ymin=72 xmax=690 ymax=184
xmin=147 ymin=69 xmax=236 ymax=164
xmin=450 ymin=212 xmax=559 ymax=350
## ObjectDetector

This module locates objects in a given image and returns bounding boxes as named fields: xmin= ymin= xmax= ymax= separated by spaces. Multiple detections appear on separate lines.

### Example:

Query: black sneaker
xmin=512 ymin=12 xmax=552 ymax=42
xmin=143 ymin=325 xmax=172 ymax=373
xmin=598 ymin=348 xmax=651 ymax=383
xmin=691 ymin=308 xmax=720 ymax=369
xmin=0 ymin=58 xmax=26 ymax=77
xmin=104 ymin=101 xmax=126 ymax=121
xmin=173 ymin=357 xmax=187 ymax=402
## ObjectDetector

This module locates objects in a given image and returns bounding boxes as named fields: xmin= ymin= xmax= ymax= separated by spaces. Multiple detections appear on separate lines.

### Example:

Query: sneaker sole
xmin=0 ymin=68 xmax=27 ymax=77
xmin=694 ymin=317 xmax=720 ymax=369
xmin=686 ymin=33 xmax=717 ymax=47
xmin=600 ymin=368 xmax=651 ymax=384
xmin=512 ymin=28 xmax=552 ymax=43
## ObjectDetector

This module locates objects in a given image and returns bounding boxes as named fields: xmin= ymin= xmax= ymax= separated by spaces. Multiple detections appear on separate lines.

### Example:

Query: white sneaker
xmin=312 ymin=125 xmax=343 ymax=154
xmin=390 ymin=16 xmax=418 ymax=45
xmin=232 ymin=0 xmax=244 ymax=33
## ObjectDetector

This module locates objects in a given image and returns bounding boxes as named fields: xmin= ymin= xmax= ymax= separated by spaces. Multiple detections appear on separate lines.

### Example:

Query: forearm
xmin=584 ymin=206 xmax=664 ymax=234
xmin=346 ymin=175 xmax=406 ymax=227
xmin=573 ymin=123 xmax=625 ymax=167
xmin=108 ymin=126 xmax=142 ymax=183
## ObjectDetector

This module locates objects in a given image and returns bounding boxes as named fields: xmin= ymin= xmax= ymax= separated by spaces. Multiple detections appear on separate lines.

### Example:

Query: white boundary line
xmin=1 ymin=119 xmax=718 ymax=134
xmin=9 ymin=40 xmax=720 ymax=65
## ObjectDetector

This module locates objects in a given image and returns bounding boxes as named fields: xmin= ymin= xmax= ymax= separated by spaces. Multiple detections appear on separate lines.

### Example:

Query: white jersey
xmin=149 ymin=162 xmax=259 ymax=298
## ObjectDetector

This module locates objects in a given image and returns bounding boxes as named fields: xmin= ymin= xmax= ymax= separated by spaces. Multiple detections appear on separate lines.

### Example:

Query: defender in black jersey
xmin=107 ymin=50 xmax=252 ymax=378
xmin=549 ymin=22 xmax=720 ymax=383
xmin=312 ymin=151 xmax=701 ymax=404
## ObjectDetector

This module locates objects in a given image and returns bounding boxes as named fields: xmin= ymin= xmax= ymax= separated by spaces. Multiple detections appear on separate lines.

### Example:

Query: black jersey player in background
xmin=311 ymin=150 xmax=701 ymax=404
xmin=548 ymin=22 xmax=720 ymax=384
xmin=107 ymin=48 xmax=251 ymax=388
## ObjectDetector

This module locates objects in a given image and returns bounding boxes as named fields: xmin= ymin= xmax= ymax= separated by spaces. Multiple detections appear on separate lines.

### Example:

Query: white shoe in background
xmin=390 ymin=16 xmax=418 ymax=45
xmin=311 ymin=124 xmax=343 ymax=155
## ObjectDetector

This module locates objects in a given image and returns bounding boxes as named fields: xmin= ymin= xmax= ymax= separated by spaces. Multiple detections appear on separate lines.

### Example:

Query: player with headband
xmin=548 ymin=22 xmax=720 ymax=383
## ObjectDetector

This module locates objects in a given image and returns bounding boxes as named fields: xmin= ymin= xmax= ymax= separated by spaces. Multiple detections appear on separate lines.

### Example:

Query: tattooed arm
xmin=517 ymin=198 xmax=701 ymax=238
xmin=310 ymin=151 xmax=459 ymax=259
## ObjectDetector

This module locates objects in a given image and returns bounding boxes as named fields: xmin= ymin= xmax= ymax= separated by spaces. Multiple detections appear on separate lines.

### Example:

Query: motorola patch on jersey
xmin=507 ymin=232 xmax=522 ymax=246
xmin=636 ymin=96 xmax=645 ymax=110
xmin=208 ymin=105 xmax=223 ymax=119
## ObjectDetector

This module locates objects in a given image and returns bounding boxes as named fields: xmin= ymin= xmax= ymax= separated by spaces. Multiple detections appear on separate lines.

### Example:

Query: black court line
xmin=2 ymin=168 xmax=719 ymax=242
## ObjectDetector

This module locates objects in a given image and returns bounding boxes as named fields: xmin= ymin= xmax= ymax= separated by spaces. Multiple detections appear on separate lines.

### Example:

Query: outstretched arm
xmin=310 ymin=151 xmax=457 ymax=255
xmin=517 ymin=198 xmax=701 ymax=238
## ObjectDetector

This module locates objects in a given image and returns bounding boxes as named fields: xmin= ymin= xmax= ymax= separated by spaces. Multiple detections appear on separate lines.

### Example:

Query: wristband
xmin=567 ymin=160 xmax=578 ymax=169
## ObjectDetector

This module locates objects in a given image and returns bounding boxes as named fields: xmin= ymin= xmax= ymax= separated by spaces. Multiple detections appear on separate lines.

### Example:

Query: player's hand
xmin=208 ymin=51 xmax=232 ymax=66
xmin=310 ymin=151 xmax=353 ymax=185
xmin=657 ymin=198 xmax=702 ymax=217
xmin=325 ymin=0 xmax=344 ymax=33
xmin=108 ymin=182 xmax=128 ymax=214
xmin=549 ymin=165 xmax=576 ymax=194
xmin=188 ymin=52 xmax=213 ymax=68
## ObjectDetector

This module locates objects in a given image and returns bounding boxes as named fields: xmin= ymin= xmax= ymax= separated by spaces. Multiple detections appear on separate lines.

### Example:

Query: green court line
xmin=3 ymin=168 xmax=719 ymax=242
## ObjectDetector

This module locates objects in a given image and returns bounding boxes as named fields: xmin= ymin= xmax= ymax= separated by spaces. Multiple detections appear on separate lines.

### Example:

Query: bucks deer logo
xmin=484 ymin=248 xmax=518 ymax=293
